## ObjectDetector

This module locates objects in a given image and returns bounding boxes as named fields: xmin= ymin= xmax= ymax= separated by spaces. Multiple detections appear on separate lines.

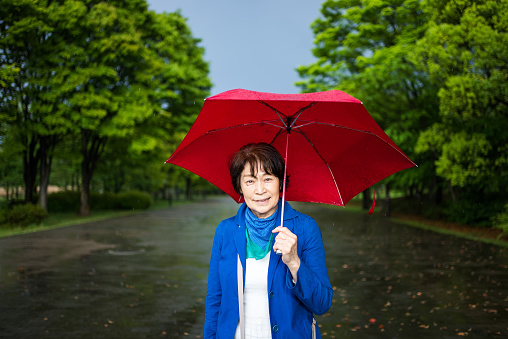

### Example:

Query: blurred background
xmin=0 ymin=0 xmax=507 ymax=238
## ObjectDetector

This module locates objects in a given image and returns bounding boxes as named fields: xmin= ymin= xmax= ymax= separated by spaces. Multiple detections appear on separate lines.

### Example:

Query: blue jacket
xmin=204 ymin=200 xmax=332 ymax=338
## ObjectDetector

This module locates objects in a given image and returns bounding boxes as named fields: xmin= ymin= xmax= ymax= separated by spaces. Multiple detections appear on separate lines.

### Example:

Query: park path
xmin=0 ymin=197 xmax=507 ymax=338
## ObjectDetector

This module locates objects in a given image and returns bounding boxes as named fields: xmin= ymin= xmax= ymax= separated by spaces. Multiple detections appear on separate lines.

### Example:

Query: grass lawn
xmin=0 ymin=199 xmax=176 ymax=239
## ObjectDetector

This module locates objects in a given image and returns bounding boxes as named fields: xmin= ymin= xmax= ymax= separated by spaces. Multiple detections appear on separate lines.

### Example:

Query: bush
xmin=116 ymin=191 xmax=153 ymax=210
xmin=445 ymin=199 xmax=505 ymax=226
xmin=90 ymin=191 xmax=119 ymax=210
xmin=1 ymin=204 xmax=48 ymax=228
xmin=46 ymin=190 xmax=153 ymax=213
xmin=492 ymin=203 xmax=508 ymax=236
xmin=8 ymin=198 xmax=26 ymax=208
xmin=47 ymin=191 xmax=81 ymax=213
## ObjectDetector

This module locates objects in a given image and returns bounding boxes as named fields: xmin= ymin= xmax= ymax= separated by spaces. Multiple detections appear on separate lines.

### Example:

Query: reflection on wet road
xmin=0 ymin=197 xmax=507 ymax=338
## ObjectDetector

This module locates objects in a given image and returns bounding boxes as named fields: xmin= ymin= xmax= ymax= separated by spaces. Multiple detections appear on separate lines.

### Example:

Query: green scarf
xmin=246 ymin=228 xmax=274 ymax=260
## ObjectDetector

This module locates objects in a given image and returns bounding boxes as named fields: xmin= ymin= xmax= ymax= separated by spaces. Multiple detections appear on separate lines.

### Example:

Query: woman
xmin=204 ymin=143 xmax=332 ymax=338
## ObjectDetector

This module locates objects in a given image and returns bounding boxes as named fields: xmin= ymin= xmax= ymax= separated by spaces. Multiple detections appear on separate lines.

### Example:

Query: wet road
xmin=0 ymin=197 xmax=507 ymax=338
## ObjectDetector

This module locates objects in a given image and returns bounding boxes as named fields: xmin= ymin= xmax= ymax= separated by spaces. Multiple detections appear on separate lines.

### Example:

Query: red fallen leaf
xmin=369 ymin=318 xmax=376 ymax=324
xmin=378 ymin=325 xmax=384 ymax=329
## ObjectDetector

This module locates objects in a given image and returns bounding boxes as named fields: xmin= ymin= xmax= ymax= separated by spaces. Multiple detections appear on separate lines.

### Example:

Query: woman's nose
xmin=254 ymin=181 xmax=265 ymax=193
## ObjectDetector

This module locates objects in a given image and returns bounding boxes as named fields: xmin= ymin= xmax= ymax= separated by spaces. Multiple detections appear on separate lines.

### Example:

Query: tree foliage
xmin=298 ymin=0 xmax=508 ymax=224
xmin=298 ymin=0 xmax=439 ymax=199
xmin=0 ymin=0 xmax=211 ymax=215
xmin=414 ymin=0 xmax=508 ymax=199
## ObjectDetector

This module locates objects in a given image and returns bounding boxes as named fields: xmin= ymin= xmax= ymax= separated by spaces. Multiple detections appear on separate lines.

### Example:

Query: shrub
xmin=8 ymin=198 xmax=26 ymax=208
xmin=45 ymin=190 xmax=153 ymax=213
xmin=90 ymin=191 xmax=119 ymax=210
xmin=47 ymin=191 xmax=81 ymax=213
xmin=116 ymin=191 xmax=153 ymax=210
xmin=2 ymin=204 xmax=48 ymax=228
xmin=445 ymin=199 xmax=505 ymax=226
xmin=492 ymin=203 xmax=508 ymax=237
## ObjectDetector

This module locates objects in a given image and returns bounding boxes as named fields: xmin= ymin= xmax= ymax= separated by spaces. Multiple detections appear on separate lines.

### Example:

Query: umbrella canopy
xmin=166 ymin=89 xmax=416 ymax=207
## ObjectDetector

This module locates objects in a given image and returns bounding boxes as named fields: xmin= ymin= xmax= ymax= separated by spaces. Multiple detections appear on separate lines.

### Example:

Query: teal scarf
xmin=245 ymin=205 xmax=279 ymax=260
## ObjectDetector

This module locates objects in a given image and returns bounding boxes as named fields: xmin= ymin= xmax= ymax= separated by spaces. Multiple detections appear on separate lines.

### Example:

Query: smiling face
xmin=240 ymin=162 xmax=280 ymax=219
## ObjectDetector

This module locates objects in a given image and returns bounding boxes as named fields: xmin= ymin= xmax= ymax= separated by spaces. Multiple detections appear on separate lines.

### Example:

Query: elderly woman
xmin=204 ymin=142 xmax=332 ymax=338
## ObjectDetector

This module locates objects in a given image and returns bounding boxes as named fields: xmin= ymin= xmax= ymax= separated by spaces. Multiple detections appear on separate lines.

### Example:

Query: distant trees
xmin=298 ymin=0 xmax=508 ymax=225
xmin=414 ymin=0 xmax=508 ymax=220
xmin=0 ymin=0 xmax=211 ymax=215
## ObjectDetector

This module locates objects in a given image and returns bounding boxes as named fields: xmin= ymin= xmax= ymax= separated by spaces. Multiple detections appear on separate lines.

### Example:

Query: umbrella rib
xmin=269 ymin=128 xmax=286 ymax=146
xmin=258 ymin=101 xmax=288 ymax=127
xmin=293 ymin=129 xmax=345 ymax=206
xmin=258 ymin=101 xmax=316 ymax=131
xmin=289 ymin=102 xmax=316 ymax=128
xmin=292 ymin=121 xmax=417 ymax=167
xmin=199 ymin=120 xmax=284 ymax=135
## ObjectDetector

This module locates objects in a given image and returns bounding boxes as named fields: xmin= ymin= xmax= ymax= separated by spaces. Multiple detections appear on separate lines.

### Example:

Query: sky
xmin=146 ymin=0 xmax=324 ymax=96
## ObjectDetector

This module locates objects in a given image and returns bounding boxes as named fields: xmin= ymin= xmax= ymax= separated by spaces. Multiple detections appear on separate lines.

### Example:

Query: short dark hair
xmin=229 ymin=142 xmax=286 ymax=195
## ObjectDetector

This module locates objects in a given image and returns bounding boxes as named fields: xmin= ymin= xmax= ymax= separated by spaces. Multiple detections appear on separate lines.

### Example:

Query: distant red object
xmin=166 ymin=88 xmax=416 ymax=208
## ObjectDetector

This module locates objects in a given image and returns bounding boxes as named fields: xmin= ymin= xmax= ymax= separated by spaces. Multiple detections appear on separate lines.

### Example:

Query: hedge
xmin=0 ymin=204 xmax=48 ymax=228
xmin=47 ymin=190 xmax=153 ymax=213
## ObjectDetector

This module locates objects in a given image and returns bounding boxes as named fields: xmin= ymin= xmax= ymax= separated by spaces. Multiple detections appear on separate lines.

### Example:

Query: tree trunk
xmin=186 ymin=177 xmax=192 ymax=200
xmin=38 ymin=136 xmax=56 ymax=211
xmin=161 ymin=185 xmax=167 ymax=199
xmin=362 ymin=188 xmax=371 ymax=210
xmin=385 ymin=183 xmax=391 ymax=217
xmin=23 ymin=137 xmax=38 ymax=204
xmin=80 ymin=167 xmax=92 ymax=216
xmin=38 ymin=160 xmax=50 ymax=211
xmin=447 ymin=180 xmax=457 ymax=203
xmin=428 ymin=174 xmax=443 ymax=205
xmin=175 ymin=186 xmax=181 ymax=201
xmin=79 ymin=130 xmax=107 ymax=216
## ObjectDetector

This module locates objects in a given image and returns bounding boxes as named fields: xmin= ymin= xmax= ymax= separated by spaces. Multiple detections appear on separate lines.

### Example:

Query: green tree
xmin=91 ymin=10 xmax=211 ymax=201
xmin=1 ymin=1 xmax=211 ymax=216
xmin=60 ymin=0 xmax=159 ymax=215
xmin=297 ymin=0 xmax=440 ymax=206
xmin=1 ymin=0 xmax=77 ymax=210
xmin=1 ymin=0 xmax=46 ymax=205
xmin=414 ymin=0 xmax=508 ymax=223
xmin=135 ymin=10 xmax=211 ymax=199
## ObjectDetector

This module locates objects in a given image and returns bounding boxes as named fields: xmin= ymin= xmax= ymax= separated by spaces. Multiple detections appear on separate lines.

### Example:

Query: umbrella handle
xmin=276 ymin=131 xmax=290 ymax=255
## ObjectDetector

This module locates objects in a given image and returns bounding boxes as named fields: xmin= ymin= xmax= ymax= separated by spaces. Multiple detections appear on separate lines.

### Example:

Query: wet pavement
xmin=0 ymin=197 xmax=507 ymax=338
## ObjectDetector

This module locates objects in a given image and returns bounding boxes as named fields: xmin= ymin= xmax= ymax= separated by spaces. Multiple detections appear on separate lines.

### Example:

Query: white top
xmin=235 ymin=252 xmax=272 ymax=339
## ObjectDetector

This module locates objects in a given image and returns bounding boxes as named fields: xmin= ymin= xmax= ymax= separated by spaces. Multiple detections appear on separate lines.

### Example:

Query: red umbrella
xmin=166 ymin=88 xmax=416 ymax=216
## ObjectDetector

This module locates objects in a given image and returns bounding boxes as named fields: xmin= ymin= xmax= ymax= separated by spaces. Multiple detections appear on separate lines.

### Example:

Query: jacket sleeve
xmin=204 ymin=224 xmax=223 ymax=338
xmin=287 ymin=216 xmax=333 ymax=315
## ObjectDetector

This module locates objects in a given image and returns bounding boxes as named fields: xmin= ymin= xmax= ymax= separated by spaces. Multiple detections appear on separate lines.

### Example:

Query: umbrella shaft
xmin=280 ymin=131 xmax=289 ymax=228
